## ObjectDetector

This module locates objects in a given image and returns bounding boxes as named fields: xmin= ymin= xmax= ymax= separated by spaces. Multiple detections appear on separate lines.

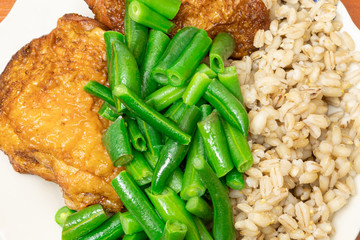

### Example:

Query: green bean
xmin=104 ymin=31 xmax=124 ymax=71
xmin=193 ymin=217 xmax=213 ymax=240
xmin=126 ymin=150 xmax=153 ymax=186
xmin=209 ymin=33 xmax=236 ymax=73
xmin=98 ymin=103 xmax=120 ymax=122
xmin=145 ymin=85 xmax=187 ymax=111
xmin=152 ymin=27 xmax=199 ymax=85
xmin=182 ymin=73 xmax=211 ymax=106
xmin=141 ymin=30 xmax=170 ymax=98
xmin=126 ymin=118 xmax=147 ymax=152
xmin=200 ymin=104 xmax=213 ymax=119
xmin=122 ymin=232 xmax=148 ymax=240
xmin=79 ymin=213 xmax=124 ymax=240
xmin=185 ymin=197 xmax=213 ymax=221
xmin=161 ymin=219 xmax=188 ymax=240
xmin=55 ymin=206 xmax=76 ymax=227
xmin=164 ymin=100 xmax=189 ymax=124
xmin=112 ymin=84 xmax=191 ymax=145
xmin=110 ymin=40 xmax=141 ymax=112
xmin=167 ymin=30 xmax=212 ymax=87
xmin=151 ymin=105 xmax=201 ymax=194
xmin=145 ymin=188 xmax=201 ymax=240
xmin=102 ymin=116 xmax=133 ymax=167
xmin=197 ymin=111 xmax=234 ymax=177
xmin=204 ymin=79 xmax=249 ymax=135
xmin=138 ymin=0 xmax=181 ymax=20
xmin=129 ymin=1 xmax=175 ymax=34
xmin=120 ymin=212 xmax=143 ymax=235
xmin=218 ymin=66 xmax=244 ymax=104
xmin=125 ymin=0 xmax=149 ymax=66
xmin=111 ymin=171 xmax=165 ymax=240
xmin=195 ymin=63 xmax=217 ymax=79
xmin=193 ymin=156 xmax=236 ymax=240
xmin=83 ymin=81 xmax=115 ymax=107
xmin=62 ymin=204 xmax=108 ymax=240
xmin=226 ymin=169 xmax=245 ymax=190
xmin=221 ymin=118 xmax=253 ymax=172
xmin=137 ymin=118 xmax=162 ymax=157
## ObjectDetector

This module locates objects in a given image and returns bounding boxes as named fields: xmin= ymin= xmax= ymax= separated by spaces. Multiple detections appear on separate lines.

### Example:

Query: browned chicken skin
xmin=0 ymin=14 xmax=123 ymax=212
xmin=85 ymin=0 xmax=270 ymax=58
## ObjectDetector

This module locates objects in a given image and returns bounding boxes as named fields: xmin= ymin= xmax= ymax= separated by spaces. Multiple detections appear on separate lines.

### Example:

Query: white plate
xmin=0 ymin=0 xmax=359 ymax=239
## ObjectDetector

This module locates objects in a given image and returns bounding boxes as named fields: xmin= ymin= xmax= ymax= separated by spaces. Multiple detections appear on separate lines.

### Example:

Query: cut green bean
xmin=79 ymin=213 xmax=124 ymax=240
xmin=137 ymin=118 xmax=162 ymax=157
xmin=193 ymin=156 xmax=236 ymax=240
xmin=125 ymin=0 xmax=149 ymax=66
xmin=122 ymin=232 xmax=148 ymax=240
xmin=141 ymin=30 xmax=170 ymax=98
xmin=126 ymin=118 xmax=147 ymax=152
xmin=55 ymin=206 xmax=76 ymax=227
xmin=152 ymin=27 xmax=199 ymax=85
xmin=218 ymin=66 xmax=244 ymax=104
xmin=204 ymin=79 xmax=249 ymax=135
xmin=182 ymin=73 xmax=211 ymax=106
xmin=226 ymin=169 xmax=245 ymax=190
xmin=151 ymin=105 xmax=201 ymax=194
xmin=161 ymin=219 xmax=188 ymax=240
xmin=193 ymin=217 xmax=213 ymax=240
xmin=138 ymin=0 xmax=181 ymax=20
xmin=185 ymin=197 xmax=213 ymax=221
xmin=146 ymin=85 xmax=187 ymax=111
xmin=164 ymin=100 xmax=189 ymax=124
xmin=98 ymin=103 xmax=120 ymax=122
xmin=167 ymin=30 xmax=212 ymax=87
xmin=195 ymin=63 xmax=217 ymax=79
xmin=129 ymin=1 xmax=175 ymax=34
xmin=209 ymin=33 xmax=236 ymax=73
xmin=221 ymin=118 xmax=253 ymax=172
xmin=126 ymin=150 xmax=153 ymax=186
xmin=197 ymin=111 xmax=234 ymax=177
xmin=83 ymin=81 xmax=115 ymax=107
xmin=62 ymin=204 xmax=108 ymax=240
xmin=111 ymin=171 xmax=164 ymax=240
xmin=104 ymin=31 xmax=124 ymax=71
xmin=145 ymin=188 xmax=201 ymax=240
xmin=110 ymin=40 xmax=141 ymax=112
xmin=120 ymin=212 xmax=144 ymax=235
xmin=200 ymin=104 xmax=213 ymax=119
xmin=112 ymin=84 xmax=191 ymax=145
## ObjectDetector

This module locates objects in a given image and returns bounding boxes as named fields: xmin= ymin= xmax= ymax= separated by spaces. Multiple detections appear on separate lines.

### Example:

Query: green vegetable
xmin=98 ymin=103 xmax=120 ymax=122
xmin=102 ymin=116 xmax=133 ymax=167
xmin=137 ymin=118 xmax=162 ymax=157
xmin=138 ymin=0 xmax=181 ymax=20
xmin=145 ymin=188 xmax=201 ymax=240
xmin=185 ymin=197 xmax=213 ymax=221
xmin=197 ymin=111 xmax=234 ymax=177
xmin=129 ymin=1 xmax=175 ymax=34
xmin=167 ymin=30 xmax=212 ymax=87
xmin=112 ymin=84 xmax=191 ymax=145
xmin=160 ymin=219 xmax=188 ymax=240
xmin=204 ymin=79 xmax=249 ymax=135
xmin=218 ymin=66 xmax=244 ymax=104
xmin=151 ymin=105 xmax=201 ymax=194
xmin=164 ymin=100 xmax=190 ymax=124
xmin=104 ymin=31 xmax=124 ymax=71
xmin=126 ymin=118 xmax=147 ymax=152
xmin=152 ymin=27 xmax=199 ymax=85
xmin=193 ymin=156 xmax=236 ymax=240
xmin=62 ymin=204 xmax=108 ymax=240
xmin=140 ymin=30 xmax=170 ymax=98
xmin=83 ymin=81 xmax=115 ymax=107
xmin=182 ymin=73 xmax=211 ymax=106
xmin=55 ymin=206 xmax=76 ymax=227
xmin=146 ymin=85 xmax=187 ymax=111
xmin=209 ymin=33 xmax=236 ymax=73
xmin=120 ymin=212 xmax=144 ymax=235
xmin=193 ymin=217 xmax=213 ymax=240
xmin=79 ymin=213 xmax=124 ymax=240
xmin=122 ymin=232 xmax=148 ymax=240
xmin=195 ymin=63 xmax=217 ymax=78
xmin=126 ymin=150 xmax=153 ymax=186
xmin=226 ymin=169 xmax=245 ymax=190
xmin=111 ymin=171 xmax=165 ymax=240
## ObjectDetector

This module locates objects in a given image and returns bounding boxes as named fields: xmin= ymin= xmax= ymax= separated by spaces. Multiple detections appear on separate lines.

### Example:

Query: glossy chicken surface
xmin=85 ymin=0 xmax=270 ymax=58
xmin=0 ymin=14 xmax=123 ymax=212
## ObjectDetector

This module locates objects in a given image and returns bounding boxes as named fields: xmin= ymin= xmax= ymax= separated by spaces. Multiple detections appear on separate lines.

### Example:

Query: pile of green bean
xmin=58 ymin=1 xmax=255 ymax=239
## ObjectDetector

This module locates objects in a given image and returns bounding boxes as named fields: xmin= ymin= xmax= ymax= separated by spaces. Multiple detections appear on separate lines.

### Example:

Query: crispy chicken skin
xmin=84 ymin=0 xmax=270 ymax=58
xmin=0 ymin=14 xmax=123 ymax=212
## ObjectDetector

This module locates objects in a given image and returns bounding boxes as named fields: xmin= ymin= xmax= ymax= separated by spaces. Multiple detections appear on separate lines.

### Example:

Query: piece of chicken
xmin=0 ymin=14 xmax=123 ymax=212
xmin=85 ymin=0 xmax=270 ymax=58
